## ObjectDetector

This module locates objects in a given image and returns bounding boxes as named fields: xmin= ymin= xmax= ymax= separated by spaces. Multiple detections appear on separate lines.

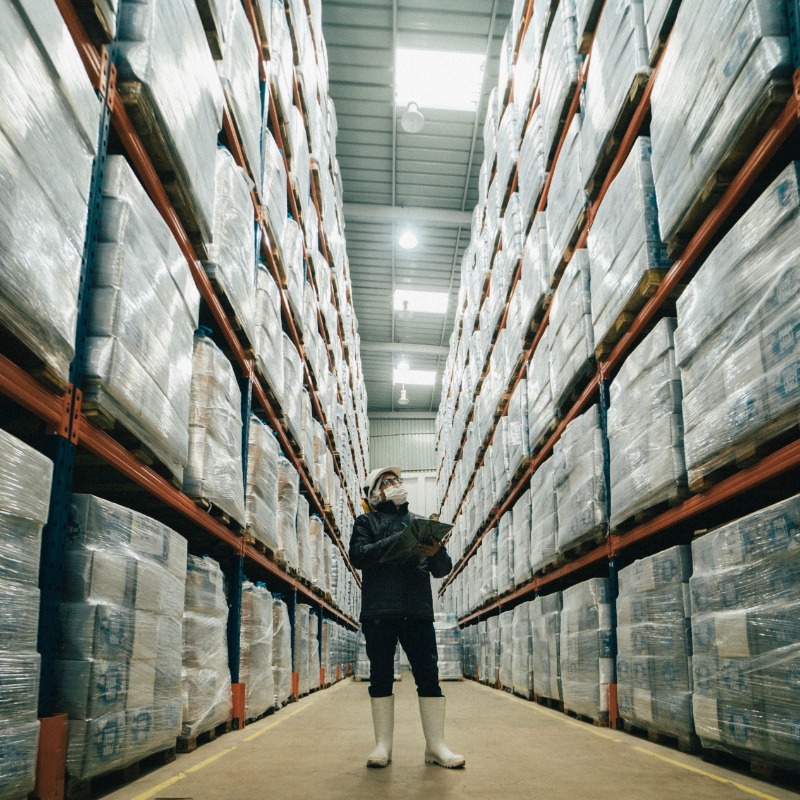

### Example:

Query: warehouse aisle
xmin=103 ymin=674 xmax=798 ymax=800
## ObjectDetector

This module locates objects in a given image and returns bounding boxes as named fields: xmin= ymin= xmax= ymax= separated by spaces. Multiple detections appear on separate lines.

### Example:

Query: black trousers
xmin=363 ymin=617 xmax=443 ymax=698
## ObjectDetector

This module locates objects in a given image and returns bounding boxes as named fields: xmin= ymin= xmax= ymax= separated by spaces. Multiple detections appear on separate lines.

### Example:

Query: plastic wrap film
xmin=690 ymin=495 xmax=800 ymax=765
xmin=308 ymin=611 xmax=321 ymax=691
xmin=184 ymin=335 xmax=246 ymax=526
xmin=575 ymin=0 xmax=604 ymax=48
xmin=86 ymin=157 xmax=200 ymax=481
xmin=546 ymin=114 xmax=587 ymax=279
xmin=483 ymin=87 xmax=499 ymax=175
xmin=480 ymin=529 xmax=499 ymax=605
xmin=539 ymin=0 xmax=580 ymax=161
xmin=643 ymin=0 xmax=679 ymax=63
xmin=511 ymin=602 xmax=534 ymax=697
xmin=181 ymin=556 xmax=231 ymax=738
xmin=203 ymin=148 xmax=257 ymax=349
xmin=554 ymin=404 xmax=607 ymax=553
xmin=608 ymin=318 xmax=686 ymax=529
xmin=512 ymin=489 xmax=533 ymax=587
xmin=272 ymin=599 xmax=292 ymax=706
xmin=117 ymin=0 xmax=223 ymax=245
xmin=245 ymin=416 xmax=281 ymax=552
xmin=262 ymin=130 xmax=287 ymax=243
xmin=587 ymin=138 xmax=670 ymax=349
xmin=650 ymin=0 xmax=791 ymax=246
xmin=268 ymin=0 xmax=293 ymax=121
xmin=549 ymin=249 xmax=594 ymax=410
xmin=514 ymin=15 xmax=539 ymax=124
xmin=497 ymin=514 xmax=514 ymax=596
xmin=217 ymin=1 xmax=262 ymax=185
xmin=499 ymin=610 xmax=514 ymax=689
xmin=496 ymin=103 xmax=520 ymax=203
xmin=276 ymin=455 xmax=300 ymax=569
xmin=519 ymin=108 xmax=546 ymax=230
xmin=294 ymin=604 xmax=311 ymax=696
xmin=532 ymin=592 xmax=563 ymax=701
xmin=560 ymin=578 xmax=615 ymax=719
xmin=673 ymin=161 xmax=800 ymax=484
xmin=532 ymin=0 xmax=560 ymax=67
xmin=255 ymin=265 xmax=285 ymax=398
xmin=530 ymin=454 xmax=558 ymax=573
xmin=581 ymin=0 xmax=649 ymax=188
xmin=296 ymin=495 xmax=312 ymax=582
xmin=617 ymin=546 xmax=692 ymax=738
xmin=281 ymin=333 xmax=303 ymax=440
xmin=289 ymin=106 xmax=311 ymax=216
xmin=241 ymin=583 xmax=274 ymax=718
xmin=60 ymin=495 xmax=186 ymax=779
xmin=526 ymin=327 xmax=555 ymax=454
xmin=0 ymin=0 xmax=100 ymax=383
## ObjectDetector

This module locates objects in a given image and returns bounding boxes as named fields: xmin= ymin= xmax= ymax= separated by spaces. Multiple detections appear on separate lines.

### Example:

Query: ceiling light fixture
xmin=397 ymin=299 xmax=413 ymax=322
xmin=400 ymin=101 xmax=425 ymax=133
xmin=394 ymin=289 xmax=449 ymax=315
xmin=396 ymin=360 xmax=410 ymax=372
xmin=393 ymin=367 xmax=436 ymax=386
xmin=398 ymin=230 xmax=418 ymax=249
xmin=396 ymin=48 xmax=486 ymax=112
xmin=397 ymin=385 xmax=410 ymax=406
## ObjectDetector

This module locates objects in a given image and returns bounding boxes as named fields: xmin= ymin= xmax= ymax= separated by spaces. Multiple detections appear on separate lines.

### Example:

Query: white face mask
xmin=383 ymin=485 xmax=408 ymax=506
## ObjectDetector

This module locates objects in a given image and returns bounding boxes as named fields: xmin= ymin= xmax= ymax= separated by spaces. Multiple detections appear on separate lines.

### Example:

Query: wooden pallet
xmin=117 ymin=81 xmax=213 ymax=260
xmin=554 ymin=532 xmax=608 ymax=567
xmin=700 ymin=745 xmax=800 ymax=785
xmin=192 ymin=497 xmax=245 ymax=533
xmin=513 ymin=688 xmax=534 ymax=700
xmin=565 ymin=707 xmax=609 ymax=728
xmin=622 ymin=720 xmax=700 ymax=754
xmin=611 ymin=491 xmax=687 ymax=533
xmin=545 ymin=78 xmax=581 ymax=168
xmin=549 ymin=206 xmax=588 ymax=291
xmin=533 ymin=694 xmax=563 ymax=712
xmin=554 ymin=356 xmax=597 ymax=419
xmin=245 ymin=706 xmax=277 ymax=726
xmin=176 ymin=719 xmax=233 ymax=754
xmin=0 ymin=320 xmax=70 ymax=395
xmin=195 ymin=0 xmax=225 ymax=58
xmin=203 ymin=270 xmax=257 ymax=358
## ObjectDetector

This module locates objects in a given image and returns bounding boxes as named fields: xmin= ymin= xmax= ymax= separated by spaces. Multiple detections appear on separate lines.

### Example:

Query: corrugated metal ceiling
xmin=322 ymin=0 xmax=513 ymax=412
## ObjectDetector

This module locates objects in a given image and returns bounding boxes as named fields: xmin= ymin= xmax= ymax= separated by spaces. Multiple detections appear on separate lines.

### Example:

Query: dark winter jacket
xmin=349 ymin=501 xmax=453 ymax=622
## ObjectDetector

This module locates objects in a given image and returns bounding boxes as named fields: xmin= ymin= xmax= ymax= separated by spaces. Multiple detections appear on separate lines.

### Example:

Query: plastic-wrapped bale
xmin=0 ymin=430 xmax=53 ymax=800
xmin=181 ymin=556 xmax=231 ymax=739
xmin=532 ymin=592 xmax=563 ymax=701
xmin=184 ymin=335 xmax=246 ymax=526
xmin=276 ymin=455 xmax=300 ymax=569
xmin=690 ymin=495 xmax=800 ymax=767
xmin=549 ymin=249 xmax=594 ymax=412
xmin=519 ymin=110 xmax=547 ymax=233
xmin=499 ymin=610 xmax=515 ymax=689
xmin=512 ymin=489 xmax=532 ymax=587
xmin=546 ymin=115 xmax=587 ymax=280
xmin=59 ymin=495 xmax=187 ymax=779
xmin=202 ymin=148 xmax=257 ymax=350
xmin=309 ymin=514 xmax=326 ymax=590
xmin=617 ymin=545 xmax=692 ymax=740
xmin=539 ymin=0 xmax=580 ymax=162
xmin=587 ymin=138 xmax=670 ymax=354
xmin=650 ymin=0 xmax=792 ymax=250
xmin=575 ymin=0 xmax=604 ymax=51
xmin=480 ymin=529 xmax=499 ymax=605
xmin=496 ymin=103 xmax=521 ymax=203
xmin=255 ymin=265 xmax=284 ymax=400
xmin=289 ymin=106 xmax=311 ymax=219
xmin=272 ymin=598 xmax=293 ymax=705
xmin=643 ymin=0 xmax=680 ymax=64
xmin=85 ymin=156 xmax=200 ymax=482
xmin=294 ymin=604 xmax=311 ymax=696
xmin=195 ymin=0 xmax=233 ymax=59
xmin=511 ymin=602 xmax=534 ymax=698
xmin=560 ymin=578 xmax=615 ymax=721
xmin=240 ymin=583 xmax=274 ymax=719
xmin=296 ymin=495 xmax=312 ymax=583
xmin=506 ymin=378 xmax=529 ymax=479
xmin=0 ymin=0 xmax=100 ymax=385
xmin=581 ymin=0 xmax=650 ymax=191
xmin=262 ymin=131 xmax=287 ymax=248
xmin=282 ymin=333 xmax=303 ymax=439
xmin=267 ymin=1 xmax=293 ymax=122
xmin=608 ymin=318 xmax=686 ymax=529
xmin=434 ymin=613 xmax=463 ymax=680
xmin=487 ymin=616 xmax=501 ymax=685
xmin=554 ymin=405 xmax=607 ymax=554
xmin=674 ymin=161 xmax=800 ymax=490
xmin=217 ymin=1 xmax=262 ymax=185
xmin=483 ymin=87 xmax=499 ymax=176
xmin=530 ymin=455 xmax=558 ymax=573
xmin=116 ymin=0 xmax=223 ymax=249
xmin=514 ymin=12 xmax=540 ymax=124
xmin=245 ymin=417 xmax=281 ymax=553
xmin=496 ymin=513 xmax=514 ymax=596
xmin=308 ymin=610 xmax=321 ymax=691
xmin=527 ymin=327 xmax=555 ymax=454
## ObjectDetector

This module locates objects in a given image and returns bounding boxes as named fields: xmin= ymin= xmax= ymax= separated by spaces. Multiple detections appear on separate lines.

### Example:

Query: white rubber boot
xmin=366 ymin=696 xmax=394 ymax=768
xmin=418 ymin=697 xmax=465 ymax=768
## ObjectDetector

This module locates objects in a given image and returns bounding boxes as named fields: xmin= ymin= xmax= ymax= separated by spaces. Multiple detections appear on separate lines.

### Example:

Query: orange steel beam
xmin=0 ymin=354 xmax=70 ymax=434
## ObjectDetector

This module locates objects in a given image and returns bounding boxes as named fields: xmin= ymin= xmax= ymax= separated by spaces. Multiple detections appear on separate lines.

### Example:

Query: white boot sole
xmin=425 ymin=754 xmax=465 ymax=769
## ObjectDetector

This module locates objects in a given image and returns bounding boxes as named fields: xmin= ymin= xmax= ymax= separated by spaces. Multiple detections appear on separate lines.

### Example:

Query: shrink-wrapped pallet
xmin=181 ymin=556 xmax=231 ymax=738
xmin=268 ymin=0 xmax=293 ymax=121
xmin=587 ymin=138 xmax=669 ymax=351
xmin=497 ymin=514 xmax=514 ymax=596
xmin=496 ymin=103 xmax=521 ymax=202
xmin=674 ymin=162 xmax=800 ymax=488
xmin=296 ymin=495 xmax=312 ymax=583
xmin=283 ymin=218 xmax=305 ymax=327
xmin=539 ymin=0 xmax=580 ymax=161
xmin=546 ymin=115 xmax=587 ymax=278
xmin=60 ymin=496 xmax=186 ymax=779
xmin=0 ymin=430 xmax=53 ymax=800
xmin=117 ymin=0 xmax=223 ymax=246
xmin=255 ymin=265 xmax=284 ymax=399
xmin=506 ymin=378 xmax=529 ymax=479
xmin=289 ymin=106 xmax=310 ymax=217
xmin=282 ymin=333 xmax=303 ymax=438
xmin=512 ymin=489 xmax=532 ymax=587
xmin=512 ymin=602 xmax=534 ymax=698
xmin=575 ymin=0 xmax=604 ymax=50
xmin=272 ymin=598 xmax=292 ymax=705
xmin=262 ymin=131 xmax=287 ymax=245
xmin=85 ymin=156 xmax=199 ymax=482
xmin=560 ymin=578 xmax=615 ymax=720
xmin=526 ymin=326 xmax=555 ymax=454
xmin=608 ymin=318 xmax=686 ymax=529
xmin=217 ymin=1 xmax=261 ymax=184
xmin=650 ymin=0 xmax=792 ymax=248
xmin=532 ymin=592 xmax=563 ymax=701
xmin=184 ymin=335 xmax=246 ymax=526
xmin=246 ymin=417 xmax=281 ymax=552
xmin=554 ymin=405 xmax=607 ymax=553
xmin=196 ymin=0 xmax=233 ymax=59
xmin=240 ymin=583 xmax=274 ymax=719
xmin=276 ymin=455 xmax=299 ymax=569
xmin=617 ymin=546 xmax=693 ymax=738
xmin=203 ymin=148 xmax=257 ymax=350
xmin=309 ymin=514 xmax=326 ymax=590
xmin=690 ymin=495 xmax=800 ymax=766
xmin=514 ymin=14 xmax=540 ymax=123
xmin=530 ymin=455 xmax=558 ymax=573
xmin=581 ymin=0 xmax=649 ymax=189
xmin=549 ymin=249 xmax=594 ymax=411
xmin=499 ymin=610 xmax=515 ymax=689
xmin=435 ymin=613 xmax=464 ymax=680
xmin=519 ymin=109 xmax=547 ymax=231
xmin=643 ymin=0 xmax=680 ymax=64
xmin=0 ymin=0 xmax=100 ymax=385
xmin=294 ymin=604 xmax=311 ymax=696
xmin=308 ymin=610 xmax=321 ymax=691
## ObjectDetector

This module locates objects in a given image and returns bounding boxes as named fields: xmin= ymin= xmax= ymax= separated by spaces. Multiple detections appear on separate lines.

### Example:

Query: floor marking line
xmin=243 ymin=701 xmax=315 ymax=741
xmin=183 ymin=747 xmax=238 ymax=773
xmin=632 ymin=747 xmax=784 ymax=800
xmin=129 ymin=773 xmax=186 ymax=800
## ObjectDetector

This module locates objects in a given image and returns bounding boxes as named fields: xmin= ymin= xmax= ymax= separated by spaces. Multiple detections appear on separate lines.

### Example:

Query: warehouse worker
xmin=349 ymin=466 xmax=465 ymax=770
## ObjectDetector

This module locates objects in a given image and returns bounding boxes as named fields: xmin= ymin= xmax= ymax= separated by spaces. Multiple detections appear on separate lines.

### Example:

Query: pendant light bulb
xmin=401 ymin=102 xmax=425 ymax=134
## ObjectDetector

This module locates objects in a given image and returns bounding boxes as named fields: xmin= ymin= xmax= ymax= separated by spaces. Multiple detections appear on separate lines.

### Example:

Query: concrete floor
xmin=104 ymin=674 xmax=800 ymax=800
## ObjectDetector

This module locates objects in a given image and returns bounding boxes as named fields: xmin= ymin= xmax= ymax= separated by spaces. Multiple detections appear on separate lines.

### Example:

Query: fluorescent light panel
xmin=393 ymin=368 xmax=437 ymax=386
xmin=395 ymin=48 xmax=485 ymax=111
xmin=394 ymin=289 xmax=449 ymax=315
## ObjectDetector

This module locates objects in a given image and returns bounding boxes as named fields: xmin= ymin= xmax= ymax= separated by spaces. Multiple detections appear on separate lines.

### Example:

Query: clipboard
xmin=379 ymin=517 xmax=453 ymax=564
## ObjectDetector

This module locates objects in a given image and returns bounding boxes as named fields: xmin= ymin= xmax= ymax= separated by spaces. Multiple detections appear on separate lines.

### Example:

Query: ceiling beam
xmin=343 ymin=202 xmax=473 ymax=228
xmin=369 ymin=411 xmax=438 ymax=420
xmin=361 ymin=340 xmax=449 ymax=356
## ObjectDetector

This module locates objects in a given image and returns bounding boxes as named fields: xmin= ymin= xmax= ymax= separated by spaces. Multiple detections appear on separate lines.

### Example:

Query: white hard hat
xmin=363 ymin=466 xmax=402 ymax=499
